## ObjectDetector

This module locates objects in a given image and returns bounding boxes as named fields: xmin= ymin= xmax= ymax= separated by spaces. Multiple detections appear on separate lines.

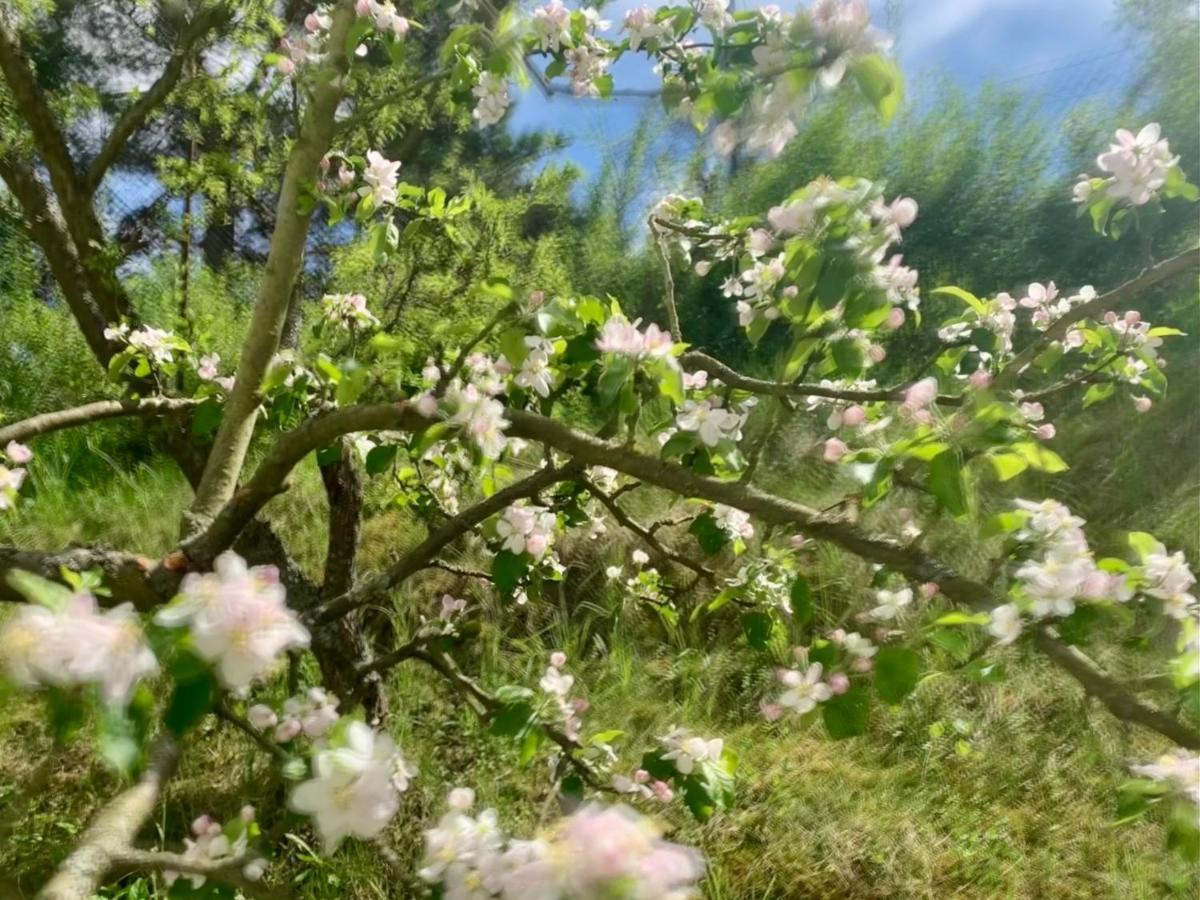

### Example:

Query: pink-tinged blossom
xmin=968 ymin=368 xmax=992 ymax=390
xmin=289 ymin=721 xmax=415 ymax=850
xmin=4 ymin=441 xmax=32 ymax=464
xmin=713 ymin=503 xmax=754 ymax=540
xmin=988 ymin=603 xmax=1022 ymax=645
xmin=156 ymin=551 xmax=310 ymax=691
xmin=531 ymin=0 xmax=571 ymax=52
xmin=247 ymin=704 xmax=278 ymax=730
xmin=196 ymin=353 xmax=220 ymax=381
xmin=870 ymin=587 xmax=913 ymax=621
xmin=1093 ymin=123 xmax=1180 ymax=207
xmin=322 ymin=293 xmax=379 ymax=329
xmin=660 ymin=727 xmax=725 ymax=774
xmin=1034 ymin=423 xmax=1057 ymax=441
xmin=362 ymin=151 xmax=401 ymax=206
xmin=776 ymin=663 xmax=833 ymax=714
xmin=623 ymin=5 xmax=664 ymax=51
xmin=828 ymin=672 xmax=851 ymax=695
xmin=901 ymin=377 xmax=938 ymax=417
xmin=497 ymin=502 xmax=557 ymax=560
xmin=676 ymin=399 xmax=741 ymax=446
xmin=1130 ymin=752 xmax=1200 ymax=812
xmin=447 ymin=383 xmax=510 ymax=458
xmin=0 ymin=593 xmax=157 ymax=705
xmin=595 ymin=316 xmax=678 ymax=363
xmin=164 ymin=809 xmax=262 ymax=890
xmin=823 ymin=437 xmax=848 ymax=463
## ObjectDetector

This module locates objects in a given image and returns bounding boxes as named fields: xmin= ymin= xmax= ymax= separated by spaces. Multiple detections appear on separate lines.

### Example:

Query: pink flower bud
xmin=913 ymin=409 xmax=934 ymax=425
xmin=247 ymin=703 xmax=278 ymax=730
xmin=274 ymin=718 xmax=302 ymax=742
xmin=760 ymin=702 xmax=784 ymax=722
xmin=275 ymin=57 xmax=296 ymax=76
xmin=651 ymin=780 xmax=674 ymax=801
xmin=550 ymin=651 xmax=567 ymax=668
xmin=355 ymin=0 xmax=372 ymax=15
xmin=1034 ymin=423 xmax=1056 ymax=440
xmin=572 ymin=698 xmax=589 ymax=713
xmin=1133 ymin=396 xmax=1152 ymax=413
xmin=919 ymin=582 xmax=940 ymax=599
xmin=304 ymin=12 xmax=323 ymax=32
xmin=1124 ymin=310 xmax=1141 ymax=324
xmin=829 ymin=672 xmax=851 ymax=695
xmin=823 ymin=437 xmax=848 ymax=463
xmin=528 ymin=290 xmax=545 ymax=308
xmin=694 ymin=260 xmax=712 ymax=276
xmin=885 ymin=307 xmax=906 ymax=330
xmin=851 ymin=657 xmax=874 ymax=673
xmin=415 ymin=393 xmax=438 ymax=417
xmin=392 ymin=16 xmax=409 ymax=35
xmin=968 ymin=369 xmax=992 ymax=390
xmin=789 ymin=534 xmax=809 ymax=550
xmin=841 ymin=405 xmax=866 ymax=427
xmin=191 ymin=815 xmax=215 ymax=836
xmin=634 ymin=768 xmax=650 ymax=783
xmin=868 ymin=344 xmax=887 ymax=364
xmin=782 ymin=285 xmax=799 ymax=298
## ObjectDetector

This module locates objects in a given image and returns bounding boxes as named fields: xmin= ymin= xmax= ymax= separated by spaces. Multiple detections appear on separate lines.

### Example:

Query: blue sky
xmin=505 ymin=0 xmax=1129 ymax=178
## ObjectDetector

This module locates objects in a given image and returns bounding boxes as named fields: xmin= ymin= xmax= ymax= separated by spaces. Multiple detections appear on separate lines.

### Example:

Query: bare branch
xmin=37 ymin=735 xmax=180 ymax=900
xmin=109 ymin=848 xmax=280 ymax=898
xmin=84 ymin=4 xmax=232 ymax=194
xmin=213 ymin=701 xmax=291 ymax=762
xmin=0 ymin=398 xmax=199 ymax=447
xmin=996 ymin=247 xmax=1200 ymax=389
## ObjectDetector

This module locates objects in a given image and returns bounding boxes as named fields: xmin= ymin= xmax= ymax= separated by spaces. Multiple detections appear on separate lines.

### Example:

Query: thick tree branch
xmin=0 ymin=545 xmax=169 ymax=611
xmin=0 ymin=398 xmax=199 ymax=446
xmin=187 ymin=0 xmax=357 ymax=530
xmin=84 ymin=5 xmax=232 ymax=194
xmin=37 ymin=735 xmax=180 ymax=900
xmin=996 ymin=247 xmax=1200 ymax=389
xmin=0 ymin=156 xmax=113 ymax=362
xmin=319 ymin=440 xmax=365 ymax=600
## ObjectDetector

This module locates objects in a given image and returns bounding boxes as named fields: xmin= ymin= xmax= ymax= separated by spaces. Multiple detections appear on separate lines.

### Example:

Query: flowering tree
xmin=1 ymin=1 xmax=1198 ymax=897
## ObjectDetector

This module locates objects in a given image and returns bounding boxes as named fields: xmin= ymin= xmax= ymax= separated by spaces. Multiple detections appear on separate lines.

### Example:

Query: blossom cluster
xmin=1074 ymin=123 xmax=1183 ymax=209
xmin=539 ymin=651 xmax=587 ymax=741
xmin=0 ymin=440 xmax=31 ymax=511
xmin=105 ymin=322 xmax=186 ymax=366
xmin=420 ymin=789 xmax=704 ymax=899
xmin=322 ymin=292 xmax=380 ymax=330
xmin=1130 ymin=751 xmax=1200 ymax=817
xmin=156 ymin=551 xmax=310 ymax=692
xmin=660 ymin=726 xmax=725 ymax=776
xmin=0 ymin=592 xmax=158 ymax=706
xmin=164 ymin=808 xmax=266 ymax=889
xmin=498 ymin=502 xmax=558 ymax=561
xmin=248 ymin=686 xmax=340 ymax=743
xmin=275 ymin=0 xmax=409 ymax=76
xmin=988 ymin=500 xmax=1198 ymax=646
xmin=595 ymin=316 xmax=678 ymax=363
xmin=289 ymin=720 xmax=417 ymax=850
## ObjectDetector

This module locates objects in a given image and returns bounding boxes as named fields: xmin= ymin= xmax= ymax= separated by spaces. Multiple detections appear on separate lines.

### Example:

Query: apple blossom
xmin=289 ymin=721 xmax=415 ymax=850
xmin=1133 ymin=396 xmax=1153 ymax=413
xmin=322 ymin=292 xmax=380 ymax=329
xmin=156 ymin=551 xmax=310 ymax=691
xmin=713 ymin=503 xmax=754 ymax=541
xmin=1091 ymin=123 xmax=1181 ymax=207
xmin=988 ymin=603 xmax=1023 ymax=645
xmin=4 ymin=441 xmax=32 ymax=464
xmin=823 ymin=437 xmax=848 ymax=463
xmin=870 ymin=587 xmax=913 ymax=621
xmin=361 ymin=151 xmax=401 ymax=207
xmin=1130 ymin=751 xmax=1200 ymax=810
xmin=776 ymin=662 xmax=833 ymax=714
xmin=531 ymin=0 xmax=572 ymax=52
xmin=447 ymin=383 xmax=510 ymax=458
xmin=661 ymin=727 xmax=725 ymax=774
xmin=247 ymin=703 xmax=278 ymax=731
xmin=497 ymin=502 xmax=557 ymax=560
xmin=0 ymin=464 xmax=25 ymax=510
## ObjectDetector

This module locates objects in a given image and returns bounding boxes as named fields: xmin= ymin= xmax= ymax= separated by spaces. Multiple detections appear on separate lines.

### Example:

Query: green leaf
xmin=1011 ymin=441 xmax=1068 ymax=473
xmin=1127 ymin=531 xmax=1162 ymax=561
xmin=6 ymin=570 xmax=73 ymax=611
xmin=491 ymin=550 xmax=529 ymax=597
xmin=1082 ymin=382 xmax=1115 ymax=408
xmin=164 ymin=669 xmax=216 ymax=736
xmin=740 ymin=611 xmax=776 ymax=650
xmin=45 ymin=688 xmax=87 ymax=745
xmin=681 ymin=775 xmax=717 ymax=822
xmin=933 ymin=612 xmax=989 ymax=626
xmin=790 ymin=576 xmax=814 ymax=625
xmin=831 ymin=338 xmax=865 ymax=378
xmin=851 ymin=54 xmax=903 ymax=122
xmin=490 ymin=701 xmax=535 ymax=737
xmin=932 ymin=286 xmax=987 ymax=315
xmin=365 ymin=444 xmax=398 ymax=476
xmin=874 ymin=646 xmax=922 ymax=704
xmin=822 ymin=682 xmax=871 ymax=740
xmin=928 ymin=449 xmax=968 ymax=517
xmin=689 ymin=512 xmax=727 ymax=555
xmin=989 ymin=452 xmax=1029 ymax=482
xmin=190 ymin=398 xmax=223 ymax=438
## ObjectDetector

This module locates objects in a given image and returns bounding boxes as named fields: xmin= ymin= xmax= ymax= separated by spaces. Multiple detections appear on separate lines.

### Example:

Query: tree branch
xmin=308 ymin=459 xmax=583 ymax=625
xmin=187 ymin=0 xmax=358 ymax=530
xmin=682 ymin=351 xmax=963 ymax=405
xmin=1032 ymin=626 xmax=1200 ymax=749
xmin=83 ymin=4 xmax=232 ymax=194
xmin=109 ymin=848 xmax=279 ymax=898
xmin=0 ymin=545 xmax=169 ymax=611
xmin=37 ymin=735 xmax=180 ymax=900
xmin=0 ymin=398 xmax=199 ymax=447
xmin=995 ymin=247 xmax=1200 ymax=389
